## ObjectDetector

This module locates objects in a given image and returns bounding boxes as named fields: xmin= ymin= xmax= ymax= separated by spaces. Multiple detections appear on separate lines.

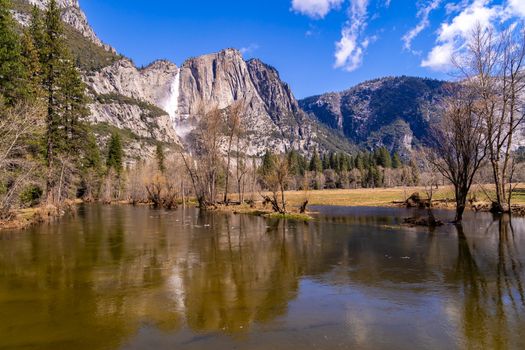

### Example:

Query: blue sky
xmin=81 ymin=0 xmax=525 ymax=98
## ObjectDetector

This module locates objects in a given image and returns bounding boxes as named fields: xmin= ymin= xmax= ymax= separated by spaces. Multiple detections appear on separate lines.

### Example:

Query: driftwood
xmin=299 ymin=200 xmax=309 ymax=214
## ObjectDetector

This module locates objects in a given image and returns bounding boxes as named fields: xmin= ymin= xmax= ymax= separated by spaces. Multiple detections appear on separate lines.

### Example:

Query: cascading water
xmin=164 ymin=71 xmax=192 ymax=139
xmin=165 ymin=71 xmax=180 ymax=124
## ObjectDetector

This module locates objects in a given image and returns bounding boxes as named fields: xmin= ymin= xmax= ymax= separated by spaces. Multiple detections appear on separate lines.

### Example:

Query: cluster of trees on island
xmin=1 ymin=0 xmax=524 ymax=225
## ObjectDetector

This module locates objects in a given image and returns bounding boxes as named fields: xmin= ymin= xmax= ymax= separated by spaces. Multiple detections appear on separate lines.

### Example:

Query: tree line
xmin=1 ymin=0 xmax=524 ymax=225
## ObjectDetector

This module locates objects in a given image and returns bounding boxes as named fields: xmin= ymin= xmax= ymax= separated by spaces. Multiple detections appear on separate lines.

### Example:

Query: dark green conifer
xmin=392 ymin=152 xmax=402 ymax=169
xmin=0 ymin=0 xmax=26 ymax=104
xmin=309 ymin=148 xmax=322 ymax=173
xmin=156 ymin=143 xmax=166 ymax=173
xmin=107 ymin=132 xmax=123 ymax=176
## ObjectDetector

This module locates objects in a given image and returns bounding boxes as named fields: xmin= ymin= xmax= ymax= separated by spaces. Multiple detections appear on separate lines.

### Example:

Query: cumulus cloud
xmin=291 ymin=0 xmax=344 ymax=19
xmin=334 ymin=0 xmax=370 ymax=72
xmin=402 ymin=0 xmax=442 ymax=52
xmin=422 ymin=0 xmax=500 ymax=70
xmin=421 ymin=0 xmax=525 ymax=71
xmin=508 ymin=0 xmax=525 ymax=17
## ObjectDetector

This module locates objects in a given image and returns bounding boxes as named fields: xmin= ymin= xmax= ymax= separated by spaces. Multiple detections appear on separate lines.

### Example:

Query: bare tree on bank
xmin=181 ymin=105 xmax=223 ymax=209
xmin=223 ymin=100 xmax=243 ymax=204
xmin=260 ymin=154 xmax=290 ymax=214
xmin=427 ymin=87 xmax=487 ymax=223
xmin=0 ymin=102 xmax=43 ymax=218
xmin=235 ymin=143 xmax=249 ymax=204
xmin=457 ymin=25 xmax=525 ymax=213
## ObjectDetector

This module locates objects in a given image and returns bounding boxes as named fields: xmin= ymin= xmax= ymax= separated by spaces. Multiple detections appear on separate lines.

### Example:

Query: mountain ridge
xmin=12 ymin=0 xmax=460 ymax=159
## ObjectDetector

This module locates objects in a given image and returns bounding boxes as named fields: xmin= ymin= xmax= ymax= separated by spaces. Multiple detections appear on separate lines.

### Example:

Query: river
xmin=0 ymin=205 xmax=524 ymax=349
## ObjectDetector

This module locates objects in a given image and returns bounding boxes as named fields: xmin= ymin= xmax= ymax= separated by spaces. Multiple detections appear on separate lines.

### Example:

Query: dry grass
xmin=271 ymin=183 xmax=525 ymax=208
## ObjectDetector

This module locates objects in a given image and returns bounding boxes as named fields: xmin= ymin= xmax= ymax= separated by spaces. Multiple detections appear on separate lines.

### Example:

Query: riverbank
xmin=2 ymin=184 xmax=524 ymax=230
xmin=0 ymin=200 xmax=79 ymax=231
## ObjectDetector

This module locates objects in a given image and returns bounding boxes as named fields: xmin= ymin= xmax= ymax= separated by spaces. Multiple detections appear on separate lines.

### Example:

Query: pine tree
xmin=330 ymin=152 xmax=338 ymax=171
xmin=287 ymin=149 xmax=301 ymax=176
xmin=355 ymin=153 xmax=364 ymax=172
xmin=377 ymin=147 xmax=392 ymax=168
xmin=107 ymin=132 xmax=123 ymax=176
xmin=42 ymin=0 xmax=68 ymax=172
xmin=20 ymin=28 xmax=43 ymax=99
xmin=0 ymin=0 xmax=26 ymax=104
xmin=29 ymin=5 xmax=45 ymax=61
xmin=309 ymin=149 xmax=322 ymax=173
xmin=38 ymin=0 xmax=93 ymax=199
xmin=156 ymin=143 xmax=166 ymax=173
xmin=392 ymin=152 xmax=402 ymax=169
xmin=260 ymin=150 xmax=275 ymax=177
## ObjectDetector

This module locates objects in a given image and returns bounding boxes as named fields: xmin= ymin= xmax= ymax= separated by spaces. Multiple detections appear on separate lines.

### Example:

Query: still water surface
xmin=0 ymin=205 xmax=524 ymax=349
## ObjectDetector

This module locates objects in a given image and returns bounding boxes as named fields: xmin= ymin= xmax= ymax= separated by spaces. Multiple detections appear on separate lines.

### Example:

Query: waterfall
xmin=164 ymin=71 xmax=192 ymax=139
xmin=165 ymin=71 xmax=180 ymax=124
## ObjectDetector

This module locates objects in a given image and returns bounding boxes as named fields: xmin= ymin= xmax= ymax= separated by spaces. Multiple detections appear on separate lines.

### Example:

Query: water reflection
xmin=0 ymin=205 xmax=524 ymax=349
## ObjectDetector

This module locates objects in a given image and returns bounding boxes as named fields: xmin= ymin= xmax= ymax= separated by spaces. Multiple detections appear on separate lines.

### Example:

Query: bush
xmin=20 ymin=185 xmax=43 ymax=208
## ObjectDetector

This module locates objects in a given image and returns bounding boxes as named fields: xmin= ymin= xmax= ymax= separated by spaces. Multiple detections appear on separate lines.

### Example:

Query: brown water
xmin=0 ymin=205 xmax=524 ymax=350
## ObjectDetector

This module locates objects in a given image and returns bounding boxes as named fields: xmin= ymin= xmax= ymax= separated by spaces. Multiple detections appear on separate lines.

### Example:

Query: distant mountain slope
xmin=300 ymin=76 xmax=450 ymax=157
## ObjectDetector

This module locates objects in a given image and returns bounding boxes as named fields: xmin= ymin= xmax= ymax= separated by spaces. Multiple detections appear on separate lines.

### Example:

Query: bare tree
xmin=181 ymin=105 xmax=223 ymax=208
xmin=223 ymin=100 xmax=243 ymax=204
xmin=427 ymin=87 xmax=487 ymax=223
xmin=260 ymin=154 xmax=290 ymax=214
xmin=0 ymin=102 xmax=44 ymax=218
xmin=457 ymin=25 xmax=525 ymax=212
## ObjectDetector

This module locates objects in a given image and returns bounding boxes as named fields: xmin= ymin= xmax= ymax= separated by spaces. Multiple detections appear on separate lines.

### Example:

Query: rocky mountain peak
xmin=15 ymin=0 xmax=114 ymax=52
xmin=300 ymin=76 xmax=449 ymax=157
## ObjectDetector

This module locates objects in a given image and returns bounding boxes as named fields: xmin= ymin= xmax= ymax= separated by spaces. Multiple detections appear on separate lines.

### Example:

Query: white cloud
xmin=402 ymin=0 xmax=442 ymax=52
xmin=240 ymin=44 xmax=260 ymax=55
xmin=508 ymin=0 xmax=525 ymax=17
xmin=421 ymin=42 xmax=454 ymax=69
xmin=291 ymin=0 xmax=344 ymax=19
xmin=421 ymin=0 xmax=499 ymax=70
xmin=421 ymin=0 xmax=525 ymax=71
xmin=334 ymin=0 xmax=370 ymax=72
xmin=438 ymin=0 xmax=497 ymax=42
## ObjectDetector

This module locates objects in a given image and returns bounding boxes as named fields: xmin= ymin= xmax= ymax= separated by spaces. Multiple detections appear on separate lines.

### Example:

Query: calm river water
xmin=0 ymin=205 xmax=524 ymax=350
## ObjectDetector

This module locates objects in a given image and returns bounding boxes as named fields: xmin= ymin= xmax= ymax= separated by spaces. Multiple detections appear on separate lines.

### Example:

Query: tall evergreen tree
xmin=287 ymin=149 xmax=302 ymax=176
xmin=38 ymin=0 xmax=93 ymax=199
xmin=20 ymin=28 xmax=43 ymax=99
xmin=29 ymin=5 xmax=45 ymax=62
xmin=377 ymin=147 xmax=392 ymax=168
xmin=0 ymin=0 xmax=26 ymax=104
xmin=260 ymin=150 xmax=275 ymax=177
xmin=156 ymin=143 xmax=166 ymax=174
xmin=309 ymin=149 xmax=322 ymax=173
xmin=42 ymin=0 xmax=68 ymax=174
xmin=107 ymin=132 xmax=123 ymax=176
xmin=392 ymin=152 xmax=402 ymax=169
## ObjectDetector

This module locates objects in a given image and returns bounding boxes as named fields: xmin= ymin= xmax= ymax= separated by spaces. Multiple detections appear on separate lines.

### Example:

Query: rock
xmin=23 ymin=0 xmax=115 ymax=52
xmin=405 ymin=192 xmax=425 ymax=208
xmin=300 ymin=76 xmax=450 ymax=157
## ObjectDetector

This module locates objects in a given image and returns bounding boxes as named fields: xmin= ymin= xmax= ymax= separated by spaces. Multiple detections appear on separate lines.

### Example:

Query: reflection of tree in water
xmin=452 ymin=219 xmax=525 ymax=350
xmin=183 ymin=214 xmax=306 ymax=334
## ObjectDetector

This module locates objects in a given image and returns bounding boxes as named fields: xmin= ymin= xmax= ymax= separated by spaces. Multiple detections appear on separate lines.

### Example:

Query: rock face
xmin=175 ymin=49 xmax=319 ymax=154
xmin=300 ymin=77 xmax=449 ymax=157
xmin=85 ymin=58 xmax=181 ymax=145
xmin=24 ymin=0 xmax=113 ymax=51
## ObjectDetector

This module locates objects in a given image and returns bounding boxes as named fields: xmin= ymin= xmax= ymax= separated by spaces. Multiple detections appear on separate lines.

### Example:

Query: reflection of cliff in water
xmin=0 ymin=206 xmax=344 ymax=349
